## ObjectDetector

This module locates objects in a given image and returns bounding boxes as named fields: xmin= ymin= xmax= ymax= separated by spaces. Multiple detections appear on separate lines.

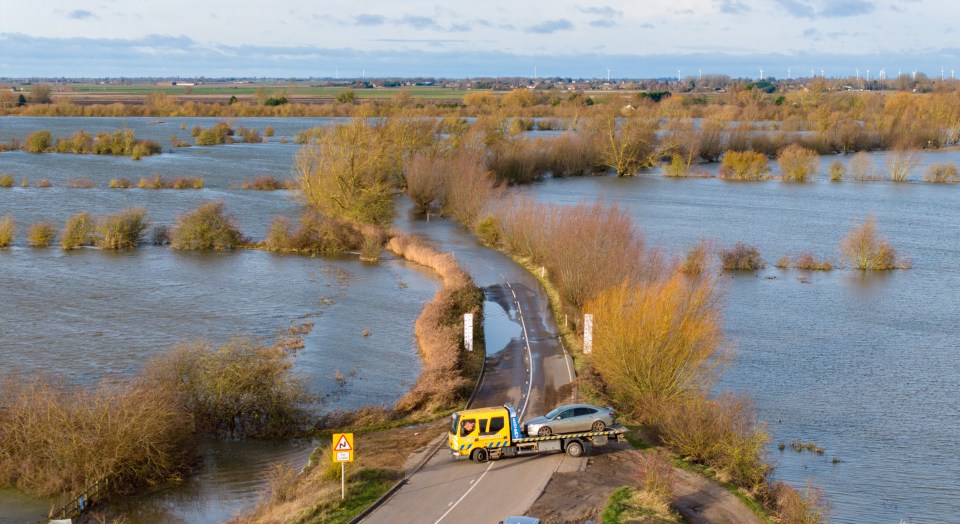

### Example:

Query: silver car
xmin=523 ymin=403 xmax=615 ymax=436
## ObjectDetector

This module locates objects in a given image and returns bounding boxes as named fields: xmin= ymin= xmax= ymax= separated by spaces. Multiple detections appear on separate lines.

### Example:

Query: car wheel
xmin=566 ymin=441 xmax=584 ymax=457
xmin=472 ymin=448 xmax=488 ymax=463
xmin=591 ymin=420 xmax=606 ymax=432
xmin=538 ymin=426 xmax=552 ymax=437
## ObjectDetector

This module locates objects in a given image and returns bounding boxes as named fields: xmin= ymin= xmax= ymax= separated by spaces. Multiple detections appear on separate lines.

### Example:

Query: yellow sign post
xmin=332 ymin=433 xmax=354 ymax=500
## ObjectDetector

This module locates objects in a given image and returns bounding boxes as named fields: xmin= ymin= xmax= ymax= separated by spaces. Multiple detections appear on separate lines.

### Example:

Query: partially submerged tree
xmin=295 ymin=120 xmax=393 ymax=225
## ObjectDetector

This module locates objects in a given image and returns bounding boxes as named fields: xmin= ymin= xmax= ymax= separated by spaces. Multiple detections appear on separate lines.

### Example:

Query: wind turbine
xmin=941 ymin=66 xmax=945 ymax=81
xmin=856 ymin=68 xmax=859 ymax=82
xmin=606 ymin=68 xmax=611 ymax=82
xmin=788 ymin=67 xmax=791 ymax=79
xmin=677 ymin=69 xmax=682 ymax=81
xmin=759 ymin=67 xmax=764 ymax=81
xmin=866 ymin=68 xmax=870 ymax=82
xmin=912 ymin=69 xmax=917 ymax=80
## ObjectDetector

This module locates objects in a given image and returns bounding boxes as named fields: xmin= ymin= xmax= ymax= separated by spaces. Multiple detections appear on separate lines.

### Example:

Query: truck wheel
xmin=566 ymin=441 xmax=584 ymax=457
xmin=538 ymin=426 xmax=552 ymax=437
xmin=472 ymin=448 xmax=489 ymax=463
xmin=591 ymin=420 xmax=606 ymax=432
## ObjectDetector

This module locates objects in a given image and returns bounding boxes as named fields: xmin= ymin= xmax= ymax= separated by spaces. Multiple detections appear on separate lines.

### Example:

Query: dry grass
xmin=840 ymin=217 xmax=909 ymax=270
xmin=721 ymin=243 xmax=764 ymax=271
xmin=0 ymin=214 xmax=15 ymax=247
xmin=387 ymin=235 xmax=482 ymax=415
xmin=232 ymin=420 xmax=446 ymax=524
xmin=27 ymin=221 xmax=56 ymax=247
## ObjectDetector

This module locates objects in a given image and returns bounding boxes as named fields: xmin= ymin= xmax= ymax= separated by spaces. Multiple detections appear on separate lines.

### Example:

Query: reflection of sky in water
xmin=483 ymin=300 xmax=521 ymax=356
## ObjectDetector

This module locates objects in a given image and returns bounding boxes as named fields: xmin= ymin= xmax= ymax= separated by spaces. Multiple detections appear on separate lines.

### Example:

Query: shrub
xmin=657 ymin=393 xmax=771 ymax=489
xmin=36 ymin=179 xmax=52 ymax=188
xmin=923 ymin=162 xmax=960 ymax=183
xmin=137 ymin=175 xmax=203 ymax=189
xmin=0 ymin=214 xmax=15 ymax=247
xmin=721 ymin=243 xmax=764 ymax=270
xmin=584 ymin=273 xmax=726 ymax=418
xmin=195 ymin=122 xmax=234 ymax=145
xmin=61 ymin=212 xmax=96 ymax=250
xmin=680 ymin=240 xmax=709 ymax=275
xmin=840 ymin=217 xmax=908 ymax=270
xmin=27 ymin=221 xmax=56 ymax=247
xmin=97 ymin=207 xmax=149 ymax=249
xmin=440 ymin=149 xmax=500 ymax=227
xmin=0 ymin=374 xmax=192 ymax=497
xmin=22 ymin=130 xmax=52 ymax=153
xmin=719 ymin=150 xmax=769 ymax=180
xmin=152 ymin=225 xmax=170 ymax=245
xmin=238 ymin=127 xmax=263 ymax=143
xmin=143 ymin=338 xmax=311 ymax=438
xmin=240 ymin=176 xmax=293 ymax=190
xmin=359 ymin=226 xmax=385 ymax=263
xmin=474 ymin=215 xmax=501 ymax=246
xmin=263 ymin=212 xmax=364 ymax=254
xmin=387 ymin=235 xmax=482 ymax=414
xmin=66 ymin=177 xmax=96 ymax=188
xmin=543 ymin=132 xmax=603 ymax=177
xmin=777 ymin=144 xmax=819 ymax=182
xmin=169 ymin=201 xmax=246 ymax=250
xmin=828 ymin=160 xmax=845 ymax=181
xmin=774 ymin=481 xmax=830 ymax=524
xmin=848 ymin=151 xmax=876 ymax=181
xmin=404 ymin=153 xmax=446 ymax=213
xmin=886 ymin=148 xmax=919 ymax=182
xmin=0 ymin=174 xmax=13 ymax=188
xmin=778 ymin=252 xmax=833 ymax=270
xmin=634 ymin=453 xmax=675 ymax=504
xmin=263 ymin=126 xmax=275 ymax=137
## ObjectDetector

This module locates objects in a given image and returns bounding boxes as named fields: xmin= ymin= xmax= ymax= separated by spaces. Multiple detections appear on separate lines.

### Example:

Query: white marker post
xmin=464 ymin=313 xmax=474 ymax=351
xmin=583 ymin=314 xmax=594 ymax=354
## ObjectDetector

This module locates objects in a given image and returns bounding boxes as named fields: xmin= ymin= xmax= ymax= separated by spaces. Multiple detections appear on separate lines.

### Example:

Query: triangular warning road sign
xmin=335 ymin=434 xmax=352 ymax=451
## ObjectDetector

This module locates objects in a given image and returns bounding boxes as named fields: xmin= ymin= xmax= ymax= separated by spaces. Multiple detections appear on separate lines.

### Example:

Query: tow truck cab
xmin=450 ymin=404 xmax=626 ymax=463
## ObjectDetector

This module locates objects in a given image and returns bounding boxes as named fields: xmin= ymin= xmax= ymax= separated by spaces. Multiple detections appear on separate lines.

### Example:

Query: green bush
xmin=27 ymin=221 xmax=56 ymax=247
xmin=97 ymin=208 xmax=149 ymax=249
xmin=0 ymin=214 xmax=15 ymax=247
xmin=22 ymin=130 xmax=52 ymax=153
xmin=0 ymin=174 xmax=13 ymax=188
xmin=169 ymin=201 xmax=246 ymax=250
xmin=61 ymin=212 xmax=96 ymax=250
xmin=719 ymin=150 xmax=769 ymax=180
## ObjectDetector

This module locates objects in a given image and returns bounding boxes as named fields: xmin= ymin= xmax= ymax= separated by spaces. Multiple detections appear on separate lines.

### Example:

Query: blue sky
xmin=1 ymin=0 xmax=958 ymax=79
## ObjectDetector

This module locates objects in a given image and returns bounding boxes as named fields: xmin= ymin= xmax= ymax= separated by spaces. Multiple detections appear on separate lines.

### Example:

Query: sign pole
xmin=341 ymin=462 xmax=345 ymax=500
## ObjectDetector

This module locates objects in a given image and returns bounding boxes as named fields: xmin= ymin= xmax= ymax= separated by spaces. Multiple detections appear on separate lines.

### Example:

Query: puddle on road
xmin=483 ymin=300 xmax=520 ymax=356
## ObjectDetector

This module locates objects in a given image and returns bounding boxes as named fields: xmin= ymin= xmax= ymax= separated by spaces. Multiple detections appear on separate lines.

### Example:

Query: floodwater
xmin=0 ymin=117 xmax=437 ymax=523
xmin=2 ymin=116 xmax=960 ymax=522
xmin=529 ymin=158 xmax=960 ymax=524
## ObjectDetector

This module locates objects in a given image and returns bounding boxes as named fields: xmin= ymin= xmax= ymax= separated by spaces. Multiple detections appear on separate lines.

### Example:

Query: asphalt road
xmin=363 ymin=241 xmax=577 ymax=524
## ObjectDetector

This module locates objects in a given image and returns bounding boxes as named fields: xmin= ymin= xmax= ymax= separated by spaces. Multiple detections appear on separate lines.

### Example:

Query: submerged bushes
xmin=263 ymin=211 xmax=363 ymax=254
xmin=98 ymin=208 xmax=149 ymax=249
xmin=719 ymin=150 xmax=769 ymax=180
xmin=720 ymin=243 xmax=764 ymax=270
xmin=60 ymin=212 xmax=96 ymax=250
xmin=0 ymin=214 xmax=14 ymax=247
xmin=840 ymin=217 xmax=909 ymax=270
xmin=143 ymin=338 xmax=311 ymax=438
xmin=169 ymin=201 xmax=246 ymax=250
xmin=0 ymin=375 xmax=192 ymax=497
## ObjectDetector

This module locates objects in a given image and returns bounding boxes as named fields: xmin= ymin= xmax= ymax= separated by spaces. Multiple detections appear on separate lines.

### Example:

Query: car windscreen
xmin=544 ymin=407 xmax=562 ymax=419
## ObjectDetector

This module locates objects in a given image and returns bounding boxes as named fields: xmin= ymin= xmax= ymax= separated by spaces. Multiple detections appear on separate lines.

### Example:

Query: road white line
xmin=516 ymin=295 xmax=534 ymax=419
xmin=558 ymin=337 xmax=574 ymax=384
xmin=433 ymin=462 xmax=495 ymax=524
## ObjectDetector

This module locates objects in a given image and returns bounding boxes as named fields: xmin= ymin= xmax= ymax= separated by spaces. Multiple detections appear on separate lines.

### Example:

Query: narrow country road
xmin=361 ymin=206 xmax=578 ymax=524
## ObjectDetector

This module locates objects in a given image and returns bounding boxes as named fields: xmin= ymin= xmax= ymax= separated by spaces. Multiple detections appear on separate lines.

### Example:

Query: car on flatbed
xmin=449 ymin=404 xmax=626 ymax=463
xmin=522 ymin=403 xmax=615 ymax=436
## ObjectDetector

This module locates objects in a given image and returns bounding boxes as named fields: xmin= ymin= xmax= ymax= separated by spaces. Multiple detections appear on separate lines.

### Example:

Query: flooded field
xmin=2 ymin=116 xmax=959 ymax=522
